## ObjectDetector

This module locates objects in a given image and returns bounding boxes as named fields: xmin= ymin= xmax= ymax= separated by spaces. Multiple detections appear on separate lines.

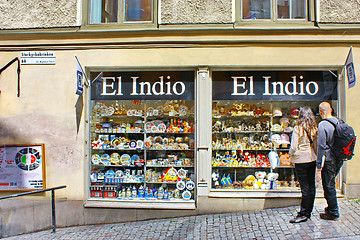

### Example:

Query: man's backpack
xmin=324 ymin=118 xmax=356 ymax=161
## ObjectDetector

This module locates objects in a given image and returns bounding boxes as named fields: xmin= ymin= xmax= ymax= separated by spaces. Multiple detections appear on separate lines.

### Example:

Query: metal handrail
xmin=0 ymin=185 xmax=66 ymax=233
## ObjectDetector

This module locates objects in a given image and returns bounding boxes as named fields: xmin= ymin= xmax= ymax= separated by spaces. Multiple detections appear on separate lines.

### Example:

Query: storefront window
xmin=89 ymin=71 xmax=196 ymax=202
xmin=212 ymin=71 xmax=338 ymax=191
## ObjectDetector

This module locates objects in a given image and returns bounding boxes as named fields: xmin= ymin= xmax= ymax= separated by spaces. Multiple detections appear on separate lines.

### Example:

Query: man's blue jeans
xmin=321 ymin=159 xmax=344 ymax=218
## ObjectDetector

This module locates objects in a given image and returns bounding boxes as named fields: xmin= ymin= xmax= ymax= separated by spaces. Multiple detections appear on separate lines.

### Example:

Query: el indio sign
xmin=212 ymin=71 xmax=338 ymax=101
xmin=91 ymin=71 xmax=194 ymax=100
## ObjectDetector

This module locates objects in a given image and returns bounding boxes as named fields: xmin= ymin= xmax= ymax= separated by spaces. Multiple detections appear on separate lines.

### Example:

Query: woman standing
xmin=289 ymin=106 xmax=318 ymax=223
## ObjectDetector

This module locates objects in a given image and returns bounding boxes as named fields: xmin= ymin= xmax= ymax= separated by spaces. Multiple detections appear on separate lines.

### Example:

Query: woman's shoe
xmin=289 ymin=215 xmax=308 ymax=223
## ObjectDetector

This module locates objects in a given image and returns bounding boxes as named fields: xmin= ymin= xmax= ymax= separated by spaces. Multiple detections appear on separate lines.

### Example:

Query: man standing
xmin=317 ymin=102 xmax=343 ymax=220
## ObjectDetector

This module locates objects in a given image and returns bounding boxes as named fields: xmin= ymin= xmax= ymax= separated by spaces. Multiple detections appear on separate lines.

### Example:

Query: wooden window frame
xmin=82 ymin=0 xmax=158 ymax=29
xmin=234 ymin=0 xmax=315 ymax=27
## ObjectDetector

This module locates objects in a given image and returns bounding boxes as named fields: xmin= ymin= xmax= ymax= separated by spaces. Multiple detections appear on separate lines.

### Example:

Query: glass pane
xmin=90 ymin=0 xmax=118 ymax=24
xmin=242 ymin=0 xmax=271 ymax=20
xmin=89 ymin=71 xmax=196 ymax=202
xmin=125 ymin=0 xmax=152 ymax=22
xmin=277 ymin=0 xmax=306 ymax=20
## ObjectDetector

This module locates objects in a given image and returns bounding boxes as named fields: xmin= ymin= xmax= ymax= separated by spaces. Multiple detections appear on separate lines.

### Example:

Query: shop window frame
xmin=208 ymin=67 xmax=343 ymax=198
xmin=82 ymin=0 xmax=158 ymax=30
xmin=234 ymin=0 xmax=316 ymax=28
xmin=84 ymin=67 xmax=198 ymax=209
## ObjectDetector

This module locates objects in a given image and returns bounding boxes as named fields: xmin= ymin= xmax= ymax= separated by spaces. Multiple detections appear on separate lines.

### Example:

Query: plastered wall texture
xmin=319 ymin=0 xmax=360 ymax=23
xmin=1 ymin=0 xmax=360 ymax=29
xmin=160 ymin=0 xmax=232 ymax=24
xmin=0 ymin=0 xmax=77 ymax=29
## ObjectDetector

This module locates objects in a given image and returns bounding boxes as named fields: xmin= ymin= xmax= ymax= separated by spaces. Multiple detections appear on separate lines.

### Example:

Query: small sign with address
xmin=21 ymin=51 xmax=56 ymax=65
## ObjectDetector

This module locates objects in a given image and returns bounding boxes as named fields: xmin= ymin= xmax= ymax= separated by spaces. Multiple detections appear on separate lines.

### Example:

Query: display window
xmin=211 ymin=70 xmax=338 ymax=191
xmin=89 ymin=71 xmax=196 ymax=202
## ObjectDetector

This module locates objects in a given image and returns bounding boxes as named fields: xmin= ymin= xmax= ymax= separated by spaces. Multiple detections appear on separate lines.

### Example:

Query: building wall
xmin=160 ymin=0 xmax=232 ymax=24
xmin=1 ymin=0 xmax=360 ymax=30
xmin=319 ymin=0 xmax=360 ymax=23
xmin=0 ymin=0 xmax=78 ymax=29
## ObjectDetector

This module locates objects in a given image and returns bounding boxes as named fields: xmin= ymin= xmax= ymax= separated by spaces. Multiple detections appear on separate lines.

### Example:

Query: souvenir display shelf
xmin=211 ymin=100 xmax=324 ymax=191
xmin=89 ymin=100 xmax=196 ymax=202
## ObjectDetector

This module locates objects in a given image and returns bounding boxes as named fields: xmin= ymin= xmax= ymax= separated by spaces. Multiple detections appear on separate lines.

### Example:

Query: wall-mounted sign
xmin=91 ymin=71 xmax=195 ymax=100
xmin=212 ymin=71 xmax=338 ymax=101
xmin=20 ymin=51 xmax=56 ymax=65
xmin=0 ymin=144 xmax=46 ymax=191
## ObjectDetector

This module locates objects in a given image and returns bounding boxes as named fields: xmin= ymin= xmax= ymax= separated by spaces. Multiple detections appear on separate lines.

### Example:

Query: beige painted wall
xmin=1 ymin=45 xmax=359 ymax=201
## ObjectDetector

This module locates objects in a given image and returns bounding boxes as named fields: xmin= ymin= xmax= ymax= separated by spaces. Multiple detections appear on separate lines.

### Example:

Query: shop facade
xmin=1 ymin=0 xmax=360 ymax=238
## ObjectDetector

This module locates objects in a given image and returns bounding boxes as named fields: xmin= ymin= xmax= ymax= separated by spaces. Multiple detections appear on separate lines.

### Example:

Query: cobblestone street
xmin=4 ymin=199 xmax=360 ymax=240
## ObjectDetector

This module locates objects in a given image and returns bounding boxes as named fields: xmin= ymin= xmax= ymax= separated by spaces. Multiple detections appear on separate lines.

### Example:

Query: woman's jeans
xmin=295 ymin=161 xmax=316 ymax=218
xmin=321 ymin=159 xmax=344 ymax=218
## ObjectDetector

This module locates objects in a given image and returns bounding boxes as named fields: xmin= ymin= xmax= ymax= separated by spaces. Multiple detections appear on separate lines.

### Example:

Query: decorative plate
xmin=166 ymin=167 xmax=178 ymax=178
xmin=136 ymin=140 xmax=144 ymax=149
xmin=179 ymin=106 xmax=188 ymax=116
xmin=115 ymin=170 xmax=124 ymax=178
xmin=110 ymin=153 xmax=121 ymax=164
xmin=186 ymin=180 xmax=195 ymax=190
xmin=91 ymin=154 xmax=101 ymax=165
xmin=105 ymin=170 xmax=115 ymax=178
xmin=112 ymin=138 xmax=121 ymax=148
xmin=100 ymin=154 xmax=110 ymax=165
xmin=182 ymin=190 xmax=192 ymax=200
xmin=177 ymin=168 xmax=187 ymax=179
xmin=129 ymin=140 xmax=137 ymax=149
xmin=145 ymin=122 xmax=154 ymax=132
xmin=106 ymin=107 xmax=115 ymax=116
xmin=120 ymin=154 xmax=131 ymax=165
xmin=176 ymin=180 xmax=186 ymax=190
xmin=131 ymin=154 xmax=140 ymax=162
xmin=157 ymin=123 xmax=167 ymax=133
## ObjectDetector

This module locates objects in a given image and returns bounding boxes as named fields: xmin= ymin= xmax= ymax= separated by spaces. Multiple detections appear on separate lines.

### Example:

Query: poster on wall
xmin=0 ymin=144 xmax=46 ymax=191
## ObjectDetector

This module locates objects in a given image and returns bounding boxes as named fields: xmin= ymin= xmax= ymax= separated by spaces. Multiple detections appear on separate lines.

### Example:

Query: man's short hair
xmin=319 ymin=102 xmax=332 ymax=115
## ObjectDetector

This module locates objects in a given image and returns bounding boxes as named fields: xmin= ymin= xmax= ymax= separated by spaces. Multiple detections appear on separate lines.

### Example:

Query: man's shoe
xmin=289 ymin=215 xmax=308 ymax=223
xmin=320 ymin=212 xmax=339 ymax=221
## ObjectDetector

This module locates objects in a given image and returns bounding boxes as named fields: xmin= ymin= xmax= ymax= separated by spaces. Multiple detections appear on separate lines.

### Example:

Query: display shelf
xmin=90 ymin=99 xmax=196 ymax=203
xmin=146 ymin=165 xmax=194 ymax=168
xmin=92 ymin=115 xmax=144 ymax=119
xmin=147 ymin=148 xmax=194 ymax=151
xmin=213 ymin=131 xmax=270 ymax=134
xmin=146 ymin=115 xmax=194 ymax=120
xmin=213 ymin=115 xmax=271 ymax=119
xmin=212 ymin=166 xmax=294 ymax=169
xmin=91 ymin=164 xmax=144 ymax=168
xmin=92 ymin=132 xmax=144 ymax=134
xmin=91 ymin=148 xmax=144 ymax=151
xmin=212 ymin=148 xmax=272 ymax=151
xmin=146 ymin=182 xmax=178 ymax=184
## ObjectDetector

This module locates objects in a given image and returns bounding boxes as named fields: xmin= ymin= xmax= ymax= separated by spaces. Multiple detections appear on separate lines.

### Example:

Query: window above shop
xmin=86 ymin=0 xmax=157 ymax=27
xmin=236 ymin=0 xmax=315 ymax=26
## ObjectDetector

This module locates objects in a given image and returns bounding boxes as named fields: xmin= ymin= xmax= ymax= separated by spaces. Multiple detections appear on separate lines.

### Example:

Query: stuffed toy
xmin=254 ymin=171 xmax=267 ymax=189
xmin=279 ymin=152 xmax=291 ymax=166
xmin=267 ymin=172 xmax=279 ymax=190
xmin=243 ymin=175 xmax=256 ymax=189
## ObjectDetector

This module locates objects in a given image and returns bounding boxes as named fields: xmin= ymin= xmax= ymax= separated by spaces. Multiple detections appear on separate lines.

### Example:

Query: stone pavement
xmin=3 ymin=199 xmax=360 ymax=240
